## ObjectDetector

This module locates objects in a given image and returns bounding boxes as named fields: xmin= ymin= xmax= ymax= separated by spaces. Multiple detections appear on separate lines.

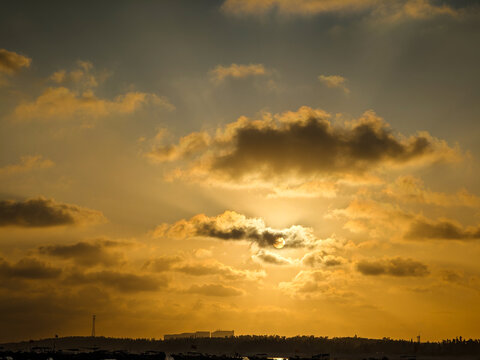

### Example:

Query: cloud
xmin=405 ymin=218 xmax=480 ymax=241
xmin=302 ymin=250 xmax=345 ymax=267
xmin=252 ymin=249 xmax=294 ymax=265
xmin=0 ymin=49 xmax=31 ymax=75
xmin=0 ymin=257 xmax=61 ymax=280
xmin=0 ymin=197 xmax=106 ymax=227
xmin=174 ymin=260 xmax=265 ymax=281
xmin=384 ymin=175 xmax=480 ymax=207
xmin=278 ymin=269 xmax=353 ymax=300
xmin=11 ymin=87 xmax=174 ymax=123
xmin=153 ymin=210 xmax=318 ymax=249
xmin=329 ymin=197 xmax=480 ymax=242
xmin=150 ymin=106 xmax=460 ymax=195
xmin=147 ymin=131 xmax=211 ymax=163
xmin=49 ymin=60 xmax=111 ymax=90
xmin=0 ymin=155 xmax=54 ymax=176
xmin=209 ymin=63 xmax=267 ymax=83
xmin=185 ymin=283 xmax=244 ymax=297
xmin=38 ymin=239 xmax=127 ymax=267
xmin=65 ymin=270 xmax=166 ymax=292
xmin=375 ymin=0 xmax=464 ymax=22
xmin=221 ymin=0 xmax=378 ymax=16
xmin=318 ymin=75 xmax=350 ymax=94
xmin=221 ymin=0 xmax=464 ymax=21
xmin=356 ymin=257 xmax=429 ymax=277
xmin=145 ymin=255 xmax=265 ymax=281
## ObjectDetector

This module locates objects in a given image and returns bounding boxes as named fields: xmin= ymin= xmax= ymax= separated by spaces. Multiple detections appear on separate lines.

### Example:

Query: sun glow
xmin=273 ymin=237 xmax=286 ymax=249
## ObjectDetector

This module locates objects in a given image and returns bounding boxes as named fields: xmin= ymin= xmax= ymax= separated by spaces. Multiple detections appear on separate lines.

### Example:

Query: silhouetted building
xmin=164 ymin=333 xmax=195 ymax=340
xmin=195 ymin=331 xmax=210 ymax=338
xmin=211 ymin=330 xmax=234 ymax=338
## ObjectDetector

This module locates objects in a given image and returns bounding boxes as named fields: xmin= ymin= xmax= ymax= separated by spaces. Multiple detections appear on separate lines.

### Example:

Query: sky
xmin=1 ymin=0 xmax=480 ymax=343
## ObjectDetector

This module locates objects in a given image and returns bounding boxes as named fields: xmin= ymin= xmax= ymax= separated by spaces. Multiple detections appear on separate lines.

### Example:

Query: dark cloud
xmin=356 ymin=257 xmax=429 ymax=277
xmin=0 ymin=49 xmax=31 ymax=74
xmin=0 ymin=257 xmax=61 ymax=280
xmin=149 ymin=108 xmax=458 ymax=189
xmin=38 ymin=239 xmax=125 ymax=267
xmin=155 ymin=210 xmax=317 ymax=249
xmin=214 ymin=116 xmax=433 ymax=179
xmin=185 ymin=283 xmax=244 ymax=297
xmin=0 ymin=197 xmax=106 ymax=227
xmin=405 ymin=218 xmax=480 ymax=240
xmin=65 ymin=270 xmax=166 ymax=292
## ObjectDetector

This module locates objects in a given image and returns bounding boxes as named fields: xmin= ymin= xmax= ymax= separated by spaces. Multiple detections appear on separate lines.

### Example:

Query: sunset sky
xmin=1 ymin=0 xmax=480 ymax=343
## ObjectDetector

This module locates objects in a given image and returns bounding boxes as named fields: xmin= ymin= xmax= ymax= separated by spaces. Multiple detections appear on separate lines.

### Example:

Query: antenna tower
xmin=91 ymin=315 xmax=96 ymax=337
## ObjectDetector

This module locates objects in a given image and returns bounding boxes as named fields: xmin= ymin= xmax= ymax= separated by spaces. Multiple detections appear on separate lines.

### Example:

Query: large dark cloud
xmin=38 ymin=239 xmax=125 ymax=267
xmin=213 ymin=117 xmax=432 ymax=178
xmin=0 ymin=257 xmax=61 ymax=280
xmin=356 ymin=257 xmax=429 ymax=277
xmin=149 ymin=108 xmax=457 ymax=190
xmin=0 ymin=197 xmax=106 ymax=227
xmin=155 ymin=210 xmax=317 ymax=249
xmin=406 ymin=218 xmax=480 ymax=240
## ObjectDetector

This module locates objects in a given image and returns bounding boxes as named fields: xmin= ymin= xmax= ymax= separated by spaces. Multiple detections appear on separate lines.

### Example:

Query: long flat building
xmin=211 ymin=330 xmax=234 ymax=338
xmin=195 ymin=331 xmax=211 ymax=338
xmin=164 ymin=332 xmax=195 ymax=340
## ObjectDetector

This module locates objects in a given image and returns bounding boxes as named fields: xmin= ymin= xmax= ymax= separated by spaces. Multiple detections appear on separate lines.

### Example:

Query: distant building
xmin=211 ymin=330 xmax=234 ymax=338
xmin=195 ymin=331 xmax=211 ymax=338
xmin=164 ymin=332 xmax=195 ymax=340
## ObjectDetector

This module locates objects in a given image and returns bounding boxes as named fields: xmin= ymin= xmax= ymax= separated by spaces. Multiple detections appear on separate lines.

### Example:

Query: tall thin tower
xmin=91 ymin=315 xmax=96 ymax=337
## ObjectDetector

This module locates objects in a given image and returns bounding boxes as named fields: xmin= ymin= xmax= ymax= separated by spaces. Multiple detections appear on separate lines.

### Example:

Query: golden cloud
xmin=318 ymin=74 xmax=350 ymax=94
xmin=0 ymin=49 xmax=31 ymax=75
xmin=11 ymin=87 xmax=174 ymax=123
xmin=209 ymin=63 xmax=267 ymax=83
xmin=384 ymin=175 xmax=480 ymax=207
xmin=221 ymin=0 xmax=464 ymax=21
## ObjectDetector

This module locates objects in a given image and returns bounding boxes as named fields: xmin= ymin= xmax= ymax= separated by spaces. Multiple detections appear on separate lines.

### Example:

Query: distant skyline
xmin=1 ymin=0 xmax=480 ymax=343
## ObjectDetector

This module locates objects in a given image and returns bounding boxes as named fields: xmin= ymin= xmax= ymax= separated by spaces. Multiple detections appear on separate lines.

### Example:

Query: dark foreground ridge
xmin=1 ymin=336 xmax=480 ymax=359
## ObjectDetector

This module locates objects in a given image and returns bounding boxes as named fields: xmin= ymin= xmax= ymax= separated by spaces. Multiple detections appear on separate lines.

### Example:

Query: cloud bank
xmin=149 ymin=106 xmax=459 ymax=196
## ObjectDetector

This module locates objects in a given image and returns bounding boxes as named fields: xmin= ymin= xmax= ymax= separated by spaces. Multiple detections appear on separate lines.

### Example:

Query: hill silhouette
xmin=1 ymin=335 xmax=480 ymax=358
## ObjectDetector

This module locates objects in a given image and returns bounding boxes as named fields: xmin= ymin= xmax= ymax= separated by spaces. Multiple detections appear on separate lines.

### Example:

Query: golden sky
xmin=1 ymin=0 xmax=480 ymax=343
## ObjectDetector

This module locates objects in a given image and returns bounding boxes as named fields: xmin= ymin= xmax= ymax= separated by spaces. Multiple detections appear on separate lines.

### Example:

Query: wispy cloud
xmin=0 ymin=155 xmax=54 ymax=176
xmin=210 ymin=63 xmax=267 ymax=83
xmin=319 ymin=74 xmax=350 ymax=94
